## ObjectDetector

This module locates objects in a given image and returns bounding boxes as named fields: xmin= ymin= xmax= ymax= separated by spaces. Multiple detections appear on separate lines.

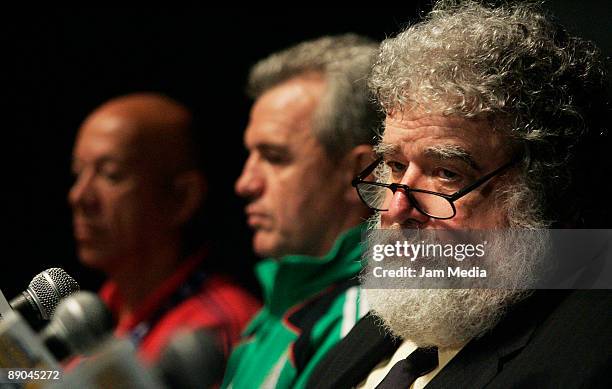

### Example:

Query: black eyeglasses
xmin=352 ymin=156 xmax=518 ymax=219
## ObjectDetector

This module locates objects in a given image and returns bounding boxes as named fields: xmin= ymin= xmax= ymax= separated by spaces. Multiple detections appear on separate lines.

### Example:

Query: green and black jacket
xmin=222 ymin=225 xmax=369 ymax=389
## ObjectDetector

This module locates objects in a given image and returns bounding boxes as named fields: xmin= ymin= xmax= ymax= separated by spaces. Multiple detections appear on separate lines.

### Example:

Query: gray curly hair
xmin=370 ymin=0 xmax=610 ymax=227
xmin=248 ymin=34 xmax=382 ymax=159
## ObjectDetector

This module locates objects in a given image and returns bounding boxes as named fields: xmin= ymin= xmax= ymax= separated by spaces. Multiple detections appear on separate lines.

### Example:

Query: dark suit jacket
xmin=307 ymin=290 xmax=612 ymax=389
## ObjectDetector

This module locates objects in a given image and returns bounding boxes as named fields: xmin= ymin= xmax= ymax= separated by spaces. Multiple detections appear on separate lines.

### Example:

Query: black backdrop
xmin=1 ymin=3 xmax=610 ymax=298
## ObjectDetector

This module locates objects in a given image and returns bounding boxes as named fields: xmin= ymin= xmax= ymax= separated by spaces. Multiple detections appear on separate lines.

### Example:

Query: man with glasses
xmin=307 ymin=2 xmax=612 ymax=388
xmin=222 ymin=35 xmax=381 ymax=389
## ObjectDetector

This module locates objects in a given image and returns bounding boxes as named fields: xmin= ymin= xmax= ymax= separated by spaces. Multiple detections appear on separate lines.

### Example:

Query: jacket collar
xmin=255 ymin=224 xmax=365 ymax=316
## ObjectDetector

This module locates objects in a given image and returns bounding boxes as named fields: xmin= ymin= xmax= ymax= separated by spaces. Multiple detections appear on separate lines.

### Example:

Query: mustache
xmin=367 ymin=212 xmax=423 ymax=230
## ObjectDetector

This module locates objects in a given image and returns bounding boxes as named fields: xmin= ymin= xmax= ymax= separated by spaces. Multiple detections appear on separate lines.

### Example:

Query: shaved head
xmin=80 ymin=93 xmax=197 ymax=177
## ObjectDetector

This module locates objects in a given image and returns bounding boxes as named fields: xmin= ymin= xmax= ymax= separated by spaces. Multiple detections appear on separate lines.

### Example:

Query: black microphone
xmin=41 ymin=291 xmax=114 ymax=361
xmin=10 ymin=268 xmax=80 ymax=330
xmin=155 ymin=329 xmax=226 ymax=389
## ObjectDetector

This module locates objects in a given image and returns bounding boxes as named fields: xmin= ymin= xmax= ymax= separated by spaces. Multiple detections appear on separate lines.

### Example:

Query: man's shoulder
xmin=141 ymin=273 xmax=261 ymax=362
xmin=496 ymin=290 xmax=612 ymax=359
xmin=283 ymin=277 xmax=363 ymax=341
xmin=164 ymin=273 xmax=260 ymax=327
xmin=492 ymin=290 xmax=612 ymax=386
xmin=429 ymin=290 xmax=612 ymax=388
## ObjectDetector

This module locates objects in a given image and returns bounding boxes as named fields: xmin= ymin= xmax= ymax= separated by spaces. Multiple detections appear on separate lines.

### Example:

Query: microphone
xmin=47 ymin=339 xmax=164 ymax=389
xmin=51 ymin=329 xmax=225 ymax=388
xmin=0 ymin=310 xmax=61 ymax=372
xmin=9 ymin=268 xmax=80 ymax=330
xmin=40 ymin=291 xmax=114 ymax=361
xmin=155 ymin=329 xmax=226 ymax=389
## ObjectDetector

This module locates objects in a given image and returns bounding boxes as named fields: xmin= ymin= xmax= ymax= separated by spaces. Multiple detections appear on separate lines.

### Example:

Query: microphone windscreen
xmin=41 ymin=291 xmax=114 ymax=361
xmin=47 ymin=339 xmax=163 ymax=389
xmin=156 ymin=328 xmax=225 ymax=389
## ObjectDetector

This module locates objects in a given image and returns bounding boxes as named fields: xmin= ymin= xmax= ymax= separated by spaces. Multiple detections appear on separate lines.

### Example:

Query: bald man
xmin=69 ymin=93 xmax=259 ymax=364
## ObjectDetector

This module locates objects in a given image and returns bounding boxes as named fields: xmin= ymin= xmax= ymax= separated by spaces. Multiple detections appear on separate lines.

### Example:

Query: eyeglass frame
xmin=351 ymin=156 xmax=519 ymax=220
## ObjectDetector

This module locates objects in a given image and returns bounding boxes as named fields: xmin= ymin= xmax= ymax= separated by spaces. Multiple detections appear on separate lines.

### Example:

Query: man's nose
xmin=234 ymin=157 xmax=264 ymax=200
xmin=382 ymin=169 xmax=430 ymax=227
xmin=68 ymin=171 xmax=99 ymax=212
xmin=383 ymin=189 xmax=430 ymax=227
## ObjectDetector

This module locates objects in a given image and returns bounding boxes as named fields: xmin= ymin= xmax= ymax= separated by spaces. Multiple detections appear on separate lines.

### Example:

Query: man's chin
xmin=78 ymin=248 xmax=119 ymax=272
xmin=365 ymin=288 xmax=531 ymax=349
xmin=252 ymin=232 xmax=281 ymax=259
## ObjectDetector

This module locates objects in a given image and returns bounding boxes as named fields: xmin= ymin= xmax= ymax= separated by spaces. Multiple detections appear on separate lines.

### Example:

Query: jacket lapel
xmin=427 ymin=291 xmax=568 ymax=388
xmin=307 ymin=313 xmax=400 ymax=389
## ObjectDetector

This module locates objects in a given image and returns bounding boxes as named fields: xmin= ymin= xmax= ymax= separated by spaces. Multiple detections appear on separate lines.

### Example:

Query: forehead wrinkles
xmin=384 ymin=112 xmax=493 ymax=138
xmin=382 ymin=127 xmax=460 ymax=160
xmin=382 ymin=113 xmax=513 ymax=161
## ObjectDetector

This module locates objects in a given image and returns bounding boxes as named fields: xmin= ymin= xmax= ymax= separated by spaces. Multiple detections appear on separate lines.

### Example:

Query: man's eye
xmin=262 ymin=152 xmax=290 ymax=165
xmin=99 ymin=167 xmax=123 ymax=182
xmin=435 ymin=168 xmax=460 ymax=181
xmin=385 ymin=161 xmax=407 ymax=174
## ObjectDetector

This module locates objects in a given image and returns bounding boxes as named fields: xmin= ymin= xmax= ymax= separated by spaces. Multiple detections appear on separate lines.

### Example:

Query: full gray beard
xmin=365 ymin=287 xmax=533 ymax=349
xmin=363 ymin=214 xmax=545 ymax=349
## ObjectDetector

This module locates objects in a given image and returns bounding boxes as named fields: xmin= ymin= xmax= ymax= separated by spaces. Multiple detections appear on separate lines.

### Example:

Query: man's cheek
xmin=291 ymin=192 xmax=321 ymax=218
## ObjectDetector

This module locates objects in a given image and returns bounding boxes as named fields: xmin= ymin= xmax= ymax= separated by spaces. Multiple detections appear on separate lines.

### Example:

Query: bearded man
xmin=307 ymin=1 xmax=612 ymax=388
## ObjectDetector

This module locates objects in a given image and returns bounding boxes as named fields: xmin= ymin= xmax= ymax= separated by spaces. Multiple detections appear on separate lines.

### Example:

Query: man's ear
xmin=169 ymin=170 xmax=207 ymax=227
xmin=342 ymin=144 xmax=376 ymax=204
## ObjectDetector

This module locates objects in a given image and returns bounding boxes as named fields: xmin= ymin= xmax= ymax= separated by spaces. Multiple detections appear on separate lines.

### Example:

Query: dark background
xmin=1 ymin=3 xmax=610 ymax=298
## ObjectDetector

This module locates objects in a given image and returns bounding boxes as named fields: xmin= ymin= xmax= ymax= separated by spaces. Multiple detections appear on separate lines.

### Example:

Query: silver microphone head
xmin=27 ymin=268 xmax=80 ymax=320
